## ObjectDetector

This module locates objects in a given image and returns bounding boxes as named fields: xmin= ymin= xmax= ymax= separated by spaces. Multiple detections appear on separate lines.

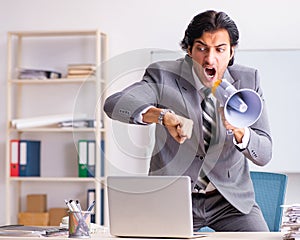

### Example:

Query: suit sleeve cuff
xmin=134 ymin=106 xmax=154 ymax=124
xmin=233 ymin=127 xmax=250 ymax=150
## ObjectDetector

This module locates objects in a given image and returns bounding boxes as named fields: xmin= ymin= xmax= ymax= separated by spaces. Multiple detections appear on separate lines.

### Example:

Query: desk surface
xmin=0 ymin=232 xmax=284 ymax=240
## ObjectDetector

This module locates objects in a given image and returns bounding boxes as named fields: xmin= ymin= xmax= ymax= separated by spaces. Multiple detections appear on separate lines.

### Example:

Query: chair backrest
xmin=250 ymin=171 xmax=288 ymax=232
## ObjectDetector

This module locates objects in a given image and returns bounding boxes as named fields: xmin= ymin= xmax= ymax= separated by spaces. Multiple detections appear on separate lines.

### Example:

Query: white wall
xmin=1 ymin=0 xmax=300 ymax=224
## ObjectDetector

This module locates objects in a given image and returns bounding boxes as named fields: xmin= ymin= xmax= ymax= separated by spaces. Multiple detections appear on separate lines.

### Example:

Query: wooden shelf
xmin=8 ymin=176 xmax=105 ymax=183
xmin=8 ymin=127 xmax=106 ymax=133
xmin=8 ymin=30 xmax=107 ymax=38
xmin=9 ymin=78 xmax=100 ymax=84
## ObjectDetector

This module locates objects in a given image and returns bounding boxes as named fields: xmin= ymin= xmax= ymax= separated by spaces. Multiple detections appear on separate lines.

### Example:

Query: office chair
xmin=250 ymin=171 xmax=288 ymax=232
xmin=198 ymin=171 xmax=288 ymax=232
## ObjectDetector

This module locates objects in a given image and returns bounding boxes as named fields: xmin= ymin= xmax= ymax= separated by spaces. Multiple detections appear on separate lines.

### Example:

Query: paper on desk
xmin=0 ymin=230 xmax=42 ymax=237
xmin=176 ymin=115 xmax=194 ymax=139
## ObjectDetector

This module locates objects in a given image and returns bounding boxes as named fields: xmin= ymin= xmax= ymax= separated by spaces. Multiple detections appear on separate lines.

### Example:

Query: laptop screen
xmin=107 ymin=175 xmax=195 ymax=238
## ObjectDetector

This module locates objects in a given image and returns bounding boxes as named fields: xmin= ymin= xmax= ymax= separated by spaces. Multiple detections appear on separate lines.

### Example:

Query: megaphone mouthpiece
xmin=227 ymin=94 xmax=248 ymax=113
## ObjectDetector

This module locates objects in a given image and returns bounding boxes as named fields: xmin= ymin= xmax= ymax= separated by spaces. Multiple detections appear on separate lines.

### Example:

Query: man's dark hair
xmin=180 ymin=10 xmax=239 ymax=66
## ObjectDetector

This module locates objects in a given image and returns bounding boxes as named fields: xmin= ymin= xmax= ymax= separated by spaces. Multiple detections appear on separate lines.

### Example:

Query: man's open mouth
xmin=205 ymin=67 xmax=216 ymax=80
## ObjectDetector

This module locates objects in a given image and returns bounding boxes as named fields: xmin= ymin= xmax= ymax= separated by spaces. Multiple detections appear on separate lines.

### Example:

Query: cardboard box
xmin=27 ymin=194 xmax=47 ymax=212
xmin=49 ymin=208 xmax=68 ymax=226
xmin=18 ymin=212 xmax=49 ymax=226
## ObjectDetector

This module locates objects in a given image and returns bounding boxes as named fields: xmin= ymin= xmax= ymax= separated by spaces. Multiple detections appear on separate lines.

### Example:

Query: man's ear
xmin=187 ymin=47 xmax=192 ymax=57
xmin=230 ymin=46 xmax=235 ymax=60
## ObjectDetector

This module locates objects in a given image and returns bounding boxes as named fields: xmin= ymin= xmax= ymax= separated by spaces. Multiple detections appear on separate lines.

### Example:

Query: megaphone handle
xmin=226 ymin=129 xmax=233 ymax=135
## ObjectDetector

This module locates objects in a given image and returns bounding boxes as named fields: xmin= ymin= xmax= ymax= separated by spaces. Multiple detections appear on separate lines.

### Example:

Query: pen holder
xmin=68 ymin=210 xmax=91 ymax=238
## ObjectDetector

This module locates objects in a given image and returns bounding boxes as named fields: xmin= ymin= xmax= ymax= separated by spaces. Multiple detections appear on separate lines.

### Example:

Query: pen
xmin=64 ymin=199 xmax=73 ymax=212
xmin=87 ymin=200 xmax=96 ymax=212
xmin=76 ymin=200 xmax=82 ymax=212
xmin=69 ymin=200 xmax=80 ymax=212
xmin=83 ymin=200 xmax=95 ymax=220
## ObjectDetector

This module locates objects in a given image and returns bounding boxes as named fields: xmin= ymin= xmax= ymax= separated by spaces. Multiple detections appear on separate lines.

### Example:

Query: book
xmin=67 ymin=63 xmax=96 ymax=70
xmin=67 ymin=63 xmax=96 ymax=78
xmin=18 ymin=68 xmax=62 ymax=80
xmin=67 ymin=69 xmax=95 ymax=75
xmin=10 ymin=139 xmax=19 ymax=177
xmin=11 ymin=113 xmax=87 ymax=129
xmin=66 ymin=73 xmax=95 ymax=78
xmin=78 ymin=140 xmax=88 ymax=177
xmin=19 ymin=140 xmax=41 ymax=177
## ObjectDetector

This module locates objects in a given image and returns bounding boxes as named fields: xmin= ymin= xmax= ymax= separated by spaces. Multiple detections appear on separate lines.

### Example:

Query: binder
xmin=10 ymin=139 xmax=20 ymax=177
xmin=78 ymin=140 xmax=88 ymax=177
xmin=100 ymin=140 xmax=105 ymax=177
xmin=100 ymin=188 xmax=104 ymax=225
xmin=87 ymin=188 xmax=95 ymax=223
xmin=87 ymin=140 xmax=96 ymax=177
xmin=19 ymin=140 xmax=41 ymax=177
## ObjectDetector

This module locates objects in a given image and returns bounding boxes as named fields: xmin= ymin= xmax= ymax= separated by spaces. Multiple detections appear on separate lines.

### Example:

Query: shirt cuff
xmin=233 ymin=127 xmax=250 ymax=150
xmin=134 ymin=106 xmax=154 ymax=124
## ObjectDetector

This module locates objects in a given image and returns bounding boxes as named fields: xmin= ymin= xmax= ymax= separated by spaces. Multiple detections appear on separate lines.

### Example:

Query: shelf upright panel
xmin=5 ymin=32 xmax=13 ymax=224
xmin=100 ymin=32 xmax=109 ymax=226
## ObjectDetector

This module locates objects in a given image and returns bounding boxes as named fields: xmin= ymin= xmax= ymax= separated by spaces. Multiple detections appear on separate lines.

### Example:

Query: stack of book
xmin=281 ymin=204 xmax=300 ymax=240
xmin=18 ymin=68 xmax=62 ymax=80
xmin=66 ymin=64 xmax=96 ymax=79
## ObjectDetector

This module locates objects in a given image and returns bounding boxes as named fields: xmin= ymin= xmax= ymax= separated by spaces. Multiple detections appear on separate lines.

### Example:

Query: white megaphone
xmin=211 ymin=79 xmax=263 ymax=128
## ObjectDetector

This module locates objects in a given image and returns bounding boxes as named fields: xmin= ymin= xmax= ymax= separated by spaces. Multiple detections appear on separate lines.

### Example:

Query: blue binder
xmin=87 ymin=140 xmax=96 ymax=177
xmin=87 ymin=188 xmax=95 ymax=223
xmin=19 ymin=140 xmax=41 ymax=177
xmin=100 ymin=140 xmax=105 ymax=177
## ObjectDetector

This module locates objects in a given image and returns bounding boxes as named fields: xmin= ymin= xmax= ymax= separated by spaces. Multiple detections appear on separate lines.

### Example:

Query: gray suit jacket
xmin=104 ymin=55 xmax=272 ymax=214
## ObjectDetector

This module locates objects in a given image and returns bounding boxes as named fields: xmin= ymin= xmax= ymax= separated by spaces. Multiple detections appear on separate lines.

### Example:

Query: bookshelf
xmin=5 ymin=30 xmax=108 ymax=225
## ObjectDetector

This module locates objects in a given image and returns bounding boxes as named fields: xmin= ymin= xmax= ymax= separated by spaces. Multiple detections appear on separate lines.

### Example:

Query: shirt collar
xmin=192 ymin=67 xmax=211 ymax=98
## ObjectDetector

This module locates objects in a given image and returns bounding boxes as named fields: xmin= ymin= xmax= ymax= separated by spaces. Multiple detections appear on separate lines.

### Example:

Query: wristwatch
xmin=158 ymin=109 xmax=175 ymax=125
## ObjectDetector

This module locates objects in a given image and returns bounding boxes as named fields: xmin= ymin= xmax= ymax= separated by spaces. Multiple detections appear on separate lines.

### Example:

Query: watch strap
xmin=158 ymin=109 xmax=174 ymax=125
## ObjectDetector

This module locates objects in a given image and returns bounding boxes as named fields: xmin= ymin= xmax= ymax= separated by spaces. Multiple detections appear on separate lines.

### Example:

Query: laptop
xmin=107 ymin=175 xmax=206 ymax=238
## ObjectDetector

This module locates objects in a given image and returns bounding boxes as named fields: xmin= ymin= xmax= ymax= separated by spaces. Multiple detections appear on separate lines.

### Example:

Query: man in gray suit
xmin=104 ymin=10 xmax=272 ymax=231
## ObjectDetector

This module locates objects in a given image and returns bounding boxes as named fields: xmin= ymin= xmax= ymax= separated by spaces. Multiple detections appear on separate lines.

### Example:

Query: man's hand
xmin=142 ymin=108 xmax=193 ymax=144
xmin=218 ymin=107 xmax=245 ymax=143
xmin=163 ymin=112 xmax=191 ymax=144
xmin=175 ymin=115 xmax=194 ymax=139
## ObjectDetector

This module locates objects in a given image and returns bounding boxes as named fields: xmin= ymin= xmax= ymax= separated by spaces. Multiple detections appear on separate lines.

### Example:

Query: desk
xmin=195 ymin=232 xmax=283 ymax=240
xmin=0 ymin=232 xmax=284 ymax=240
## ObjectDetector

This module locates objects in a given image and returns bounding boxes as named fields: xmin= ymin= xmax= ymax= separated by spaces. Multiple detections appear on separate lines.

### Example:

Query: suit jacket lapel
xmin=176 ymin=55 xmax=206 ymax=153
xmin=224 ymin=68 xmax=240 ymax=89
